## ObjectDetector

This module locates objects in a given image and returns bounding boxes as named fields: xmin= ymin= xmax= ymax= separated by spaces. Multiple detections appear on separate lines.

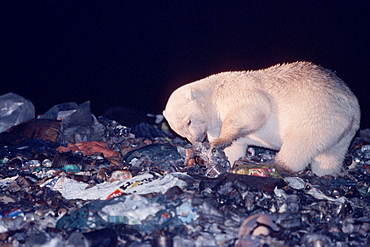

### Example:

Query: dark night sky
xmin=1 ymin=1 xmax=369 ymax=128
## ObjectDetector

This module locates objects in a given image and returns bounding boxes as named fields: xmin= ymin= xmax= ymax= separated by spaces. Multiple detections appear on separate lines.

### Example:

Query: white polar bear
xmin=163 ymin=62 xmax=360 ymax=176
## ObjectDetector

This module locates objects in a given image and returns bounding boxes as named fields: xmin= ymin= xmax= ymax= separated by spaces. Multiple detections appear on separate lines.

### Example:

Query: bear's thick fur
xmin=163 ymin=62 xmax=360 ymax=176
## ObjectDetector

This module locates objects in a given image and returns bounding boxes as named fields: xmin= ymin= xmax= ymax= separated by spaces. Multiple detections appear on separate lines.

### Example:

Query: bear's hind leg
xmin=310 ymin=150 xmax=343 ymax=176
xmin=274 ymin=135 xmax=316 ymax=173
xmin=310 ymin=135 xmax=353 ymax=176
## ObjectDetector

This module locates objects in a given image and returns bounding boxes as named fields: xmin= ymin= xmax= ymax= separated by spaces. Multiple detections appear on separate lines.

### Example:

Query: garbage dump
xmin=0 ymin=95 xmax=369 ymax=246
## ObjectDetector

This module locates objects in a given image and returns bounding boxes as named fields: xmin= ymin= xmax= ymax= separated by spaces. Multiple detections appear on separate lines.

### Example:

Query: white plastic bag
xmin=0 ymin=93 xmax=35 ymax=133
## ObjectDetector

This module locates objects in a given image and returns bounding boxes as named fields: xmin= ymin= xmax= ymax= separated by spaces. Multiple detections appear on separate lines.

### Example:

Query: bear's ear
xmin=185 ymin=88 xmax=196 ymax=100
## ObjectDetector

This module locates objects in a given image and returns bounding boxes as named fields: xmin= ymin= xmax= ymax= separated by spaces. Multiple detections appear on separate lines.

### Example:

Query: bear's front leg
xmin=210 ymin=94 xmax=272 ymax=166
xmin=211 ymin=99 xmax=271 ymax=150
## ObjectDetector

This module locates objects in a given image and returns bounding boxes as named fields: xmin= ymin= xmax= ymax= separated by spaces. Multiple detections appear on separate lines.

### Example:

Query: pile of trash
xmin=0 ymin=93 xmax=369 ymax=246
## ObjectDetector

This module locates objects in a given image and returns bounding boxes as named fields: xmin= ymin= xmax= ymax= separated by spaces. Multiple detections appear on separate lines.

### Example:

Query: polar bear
xmin=163 ymin=62 xmax=360 ymax=176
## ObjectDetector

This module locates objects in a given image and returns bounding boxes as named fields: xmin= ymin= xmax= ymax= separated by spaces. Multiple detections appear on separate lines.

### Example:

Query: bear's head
xmin=163 ymin=85 xmax=208 ymax=144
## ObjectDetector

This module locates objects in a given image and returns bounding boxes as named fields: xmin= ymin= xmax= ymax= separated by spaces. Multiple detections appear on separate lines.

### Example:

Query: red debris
xmin=57 ymin=141 xmax=119 ymax=157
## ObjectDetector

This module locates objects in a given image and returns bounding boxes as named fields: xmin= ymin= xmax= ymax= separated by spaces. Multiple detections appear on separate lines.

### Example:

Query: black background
xmin=1 ymin=1 xmax=369 ymax=128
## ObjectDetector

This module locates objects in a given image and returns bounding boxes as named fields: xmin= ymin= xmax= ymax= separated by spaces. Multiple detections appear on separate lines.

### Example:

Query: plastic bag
xmin=0 ymin=93 xmax=35 ymax=133
xmin=56 ymin=101 xmax=105 ymax=145
xmin=39 ymin=102 xmax=78 ymax=120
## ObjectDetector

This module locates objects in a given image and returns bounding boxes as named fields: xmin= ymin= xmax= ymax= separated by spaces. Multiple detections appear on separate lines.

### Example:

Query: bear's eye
xmin=187 ymin=120 xmax=192 ymax=126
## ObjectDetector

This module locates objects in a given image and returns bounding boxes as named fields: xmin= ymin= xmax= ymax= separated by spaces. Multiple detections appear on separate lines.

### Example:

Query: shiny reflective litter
xmin=0 ymin=99 xmax=369 ymax=246
xmin=46 ymin=172 xmax=188 ymax=200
